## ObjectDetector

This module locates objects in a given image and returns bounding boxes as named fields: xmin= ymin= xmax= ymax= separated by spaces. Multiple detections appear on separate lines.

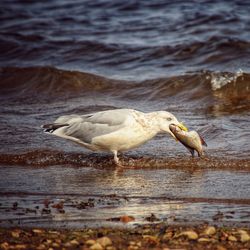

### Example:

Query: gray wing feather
xmin=63 ymin=122 xmax=124 ymax=143
xmin=80 ymin=109 xmax=131 ymax=126
xmin=55 ymin=109 xmax=131 ymax=143
xmin=55 ymin=109 xmax=131 ymax=125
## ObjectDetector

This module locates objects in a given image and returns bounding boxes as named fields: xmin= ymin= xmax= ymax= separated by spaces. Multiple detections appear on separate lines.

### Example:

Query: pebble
xmin=48 ymin=231 xmax=60 ymax=235
xmin=178 ymin=231 xmax=198 ymax=240
xmin=36 ymin=244 xmax=46 ymax=250
xmin=128 ymin=246 xmax=138 ymax=250
xmin=198 ymin=237 xmax=211 ymax=242
xmin=32 ymin=229 xmax=43 ymax=234
xmin=120 ymin=215 xmax=135 ymax=223
xmin=106 ymin=247 xmax=116 ymax=250
xmin=136 ymin=241 xmax=141 ymax=247
xmin=45 ymin=239 xmax=52 ymax=244
xmin=52 ymin=242 xmax=60 ymax=248
xmin=163 ymin=231 xmax=173 ymax=240
xmin=12 ymin=244 xmax=27 ymax=249
xmin=0 ymin=242 xmax=9 ymax=250
xmin=217 ymin=246 xmax=227 ymax=250
xmin=55 ymin=239 xmax=61 ymax=244
xmin=96 ymin=237 xmax=112 ymax=247
xmin=238 ymin=230 xmax=250 ymax=243
xmin=203 ymin=226 xmax=216 ymax=236
xmin=11 ymin=230 xmax=20 ymax=238
xmin=90 ymin=242 xmax=103 ymax=250
xmin=64 ymin=242 xmax=73 ymax=248
xmin=70 ymin=239 xmax=80 ymax=246
xmin=129 ymin=241 xmax=136 ymax=246
xmin=228 ymin=235 xmax=237 ymax=242
xmin=142 ymin=235 xmax=159 ymax=245
xmin=86 ymin=239 xmax=96 ymax=246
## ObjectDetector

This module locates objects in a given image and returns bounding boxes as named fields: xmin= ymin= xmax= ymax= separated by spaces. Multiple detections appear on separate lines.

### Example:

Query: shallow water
xmin=0 ymin=163 xmax=250 ymax=228
xmin=0 ymin=0 xmax=249 ymax=228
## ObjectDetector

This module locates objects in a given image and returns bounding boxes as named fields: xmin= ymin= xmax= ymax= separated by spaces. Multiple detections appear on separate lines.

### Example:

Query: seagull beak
xmin=177 ymin=122 xmax=188 ymax=132
xmin=169 ymin=122 xmax=188 ymax=141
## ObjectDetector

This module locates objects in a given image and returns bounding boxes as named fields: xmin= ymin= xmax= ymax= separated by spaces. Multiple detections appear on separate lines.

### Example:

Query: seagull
xmin=42 ymin=109 xmax=187 ymax=165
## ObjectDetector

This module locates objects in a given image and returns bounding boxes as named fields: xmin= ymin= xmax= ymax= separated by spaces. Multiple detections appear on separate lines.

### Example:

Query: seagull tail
xmin=41 ymin=123 xmax=69 ymax=133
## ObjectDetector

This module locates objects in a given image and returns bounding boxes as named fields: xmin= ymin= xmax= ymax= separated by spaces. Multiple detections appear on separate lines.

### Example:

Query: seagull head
xmin=156 ymin=111 xmax=188 ymax=139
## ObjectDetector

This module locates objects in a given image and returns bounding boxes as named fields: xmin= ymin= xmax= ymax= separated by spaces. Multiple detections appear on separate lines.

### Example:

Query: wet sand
xmin=0 ymin=154 xmax=249 ymax=229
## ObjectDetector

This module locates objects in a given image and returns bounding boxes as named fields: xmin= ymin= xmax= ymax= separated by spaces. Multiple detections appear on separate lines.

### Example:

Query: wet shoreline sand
xmin=0 ymin=151 xmax=249 ymax=170
xmin=0 ymin=155 xmax=249 ymax=230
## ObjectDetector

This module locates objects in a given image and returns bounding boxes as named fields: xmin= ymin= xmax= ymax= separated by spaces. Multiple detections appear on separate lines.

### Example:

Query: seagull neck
xmin=145 ymin=112 xmax=162 ymax=132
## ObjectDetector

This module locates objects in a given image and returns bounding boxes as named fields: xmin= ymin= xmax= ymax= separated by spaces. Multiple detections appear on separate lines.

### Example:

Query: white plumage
xmin=42 ymin=109 xmax=186 ymax=164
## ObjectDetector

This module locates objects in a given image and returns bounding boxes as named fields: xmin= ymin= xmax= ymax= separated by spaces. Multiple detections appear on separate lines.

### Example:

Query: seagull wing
xmin=53 ymin=109 xmax=132 ymax=143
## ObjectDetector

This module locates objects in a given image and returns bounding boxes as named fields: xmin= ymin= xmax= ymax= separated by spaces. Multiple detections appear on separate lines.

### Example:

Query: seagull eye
xmin=166 ymin=117 xmax=172 ymax=121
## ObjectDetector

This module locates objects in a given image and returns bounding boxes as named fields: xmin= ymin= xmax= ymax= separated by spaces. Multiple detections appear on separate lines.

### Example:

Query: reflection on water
xmin=0 ymin=164 xmax=249 ymax=228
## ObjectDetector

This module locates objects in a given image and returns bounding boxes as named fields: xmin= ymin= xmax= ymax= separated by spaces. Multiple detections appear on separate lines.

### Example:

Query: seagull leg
xmin=112 ymin=150 xmax=121 ymax=166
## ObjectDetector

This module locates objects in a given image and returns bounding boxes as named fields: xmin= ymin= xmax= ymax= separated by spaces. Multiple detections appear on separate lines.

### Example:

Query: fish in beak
xmin=169 ymin=124 xmax=207 ymax=157
xmin=169 ymin=122 xmax=188 ymax=140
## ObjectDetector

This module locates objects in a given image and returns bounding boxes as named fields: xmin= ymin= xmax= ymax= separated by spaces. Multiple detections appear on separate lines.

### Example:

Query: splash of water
xmin=210 ymin=69 xmax=243 ymax=91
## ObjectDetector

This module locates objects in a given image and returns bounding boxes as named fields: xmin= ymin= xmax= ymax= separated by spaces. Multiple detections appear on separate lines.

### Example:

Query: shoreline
xmin=1 ymin=223 xmax=250 ymax=250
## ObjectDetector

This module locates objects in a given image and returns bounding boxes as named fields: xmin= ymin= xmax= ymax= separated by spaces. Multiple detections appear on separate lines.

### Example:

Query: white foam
xmin=210 ymin=69 xmax=243 ymax=90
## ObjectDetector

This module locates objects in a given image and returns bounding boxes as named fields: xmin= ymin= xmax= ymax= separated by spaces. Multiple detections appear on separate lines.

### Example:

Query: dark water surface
xmin=0 ymin=0 xmax=249 ymax=227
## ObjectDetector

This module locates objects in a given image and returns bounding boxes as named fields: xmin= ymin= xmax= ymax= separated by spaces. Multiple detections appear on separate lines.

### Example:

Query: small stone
xmin=96 ymin=237 xmax=112 ymax=247
xmin=228 ymin=235 xmax=237 ymax=242
xmin=86 ymin=239 xmax=96 ymax=246
xmin=70 ymin=239 xmax=79 ymax=246
xmin=64 ymin=242 xmax=72 ymax=248
xmin=198 ymin=237 xmax=211 ymax=242
xmin=49 ymin=231 xmax=60 ymax=235
xmin=217 ymin=246 xmax=227 ymax=250
xmin=12 ymin=244 xmax=27 ymax=249
xmin=32 ymin=229 xmax=43 ymax=234
xmin=238 ymin=229 xmax=248 ymax=234
xmin=204 ymin=226 xmax=216 ymax=236
xmin=52 ymin=243 xmax=60 ymax=248
xmin=120 ymin=215 xmax=135 ymax=223
xmin=90 ymin=242 xmax=103 ymax=250
xmin=142 ymin=229 xmax=151 ymax=234
xmin=240 ymin=234 xmax=250 ymax=243
xmin=163 ymin=231 xmax=173 ymax=240
xmin=238 ymin=230 xmax=250 ymax=243
xmin=37 ymin=244 xmax=46 ymax=250
xmin=0 ymin=242 xmax=9 ymax=250
xmin=128 ymin=246 xmax=138 ymax=250
xmin=55 ymin=239 xmax=61 ymax=244
xmin=136 ymin=242 xmax=141 ymax=247
xmin=106 ymin=247 xmax=116 ymax=250
xmin=129 ymin=241 xmax=136 ymax=246
xmin=142 ymin=235 xmax=159 ymax=245
xmin=178 ymin=231 xmax=198 ymax=240
xmin=11 ymin=230 xmax=20 ymax=238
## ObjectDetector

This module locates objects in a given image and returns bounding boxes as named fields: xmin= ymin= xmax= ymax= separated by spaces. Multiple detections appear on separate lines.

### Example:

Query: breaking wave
xmin=1 ymin=67 xmax=249 ymax=104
